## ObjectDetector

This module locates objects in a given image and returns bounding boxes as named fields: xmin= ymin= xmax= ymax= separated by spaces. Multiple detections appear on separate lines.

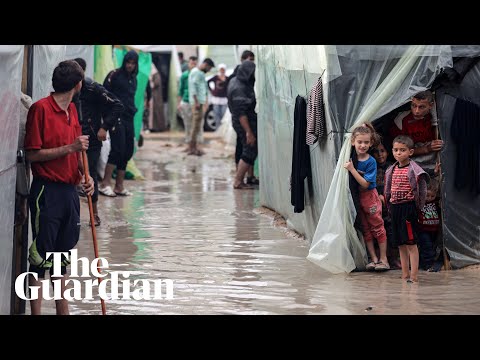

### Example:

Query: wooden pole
xmin=81 ymin=151 xmax=107 ymax=315
xmin=432 ymin=94 xmax=451 ymax=271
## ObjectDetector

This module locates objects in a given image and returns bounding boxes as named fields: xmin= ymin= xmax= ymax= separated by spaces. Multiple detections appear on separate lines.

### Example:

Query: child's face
xmin=392 ymin=142 xmax=414 ymax=164
xmin=373 ymin=144 xmax=388 ymax=164
xmin=351 ymin=133 xmax=372 ymax=156
xmin=426 ymin=189 xmax=436 ymax=203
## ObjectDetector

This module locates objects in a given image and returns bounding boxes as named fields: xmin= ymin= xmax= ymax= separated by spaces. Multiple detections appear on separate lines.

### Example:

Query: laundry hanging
xmin=291 ymin=95 xmax=312 ymax=213
xmin=306 ymin=76 xmax=326 ymax=145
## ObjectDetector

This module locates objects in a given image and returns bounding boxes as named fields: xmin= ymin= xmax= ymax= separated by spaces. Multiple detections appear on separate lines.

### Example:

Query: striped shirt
xmin=390 ymin=164 xmax=415 ymax=204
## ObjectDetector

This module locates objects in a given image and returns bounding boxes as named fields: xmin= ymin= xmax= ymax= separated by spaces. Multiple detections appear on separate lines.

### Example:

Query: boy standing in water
xmin=385 ymin=135 xmax=428 ymax=283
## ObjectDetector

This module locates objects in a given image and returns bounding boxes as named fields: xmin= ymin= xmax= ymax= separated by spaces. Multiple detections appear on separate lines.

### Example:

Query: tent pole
xmin=432 ymin=92 xmax=451 ymax=271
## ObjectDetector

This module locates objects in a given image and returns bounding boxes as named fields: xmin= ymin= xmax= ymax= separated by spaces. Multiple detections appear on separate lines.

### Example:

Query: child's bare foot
xmin=407 ymin=278 xmax=418 ymax=283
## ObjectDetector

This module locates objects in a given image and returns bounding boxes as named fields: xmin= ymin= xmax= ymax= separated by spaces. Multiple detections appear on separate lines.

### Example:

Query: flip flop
xmin=246 ymin=176 xmax=260 ymax=185
xmin=374 ymin=261 xmax=390 ymax=271
xmin=98 ymin=185 xmax=117 ymax=197
xmin=115 ymin=189 xmax=133 ymax=196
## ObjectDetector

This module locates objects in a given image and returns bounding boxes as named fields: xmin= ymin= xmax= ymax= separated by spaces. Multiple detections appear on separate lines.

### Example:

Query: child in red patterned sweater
xmin=385 ymin=135 xmax=428 ymax=283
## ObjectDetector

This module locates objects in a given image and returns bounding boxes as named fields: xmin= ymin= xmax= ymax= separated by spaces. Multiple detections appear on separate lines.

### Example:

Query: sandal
xmin=115 ymin=188 xmax=133 ymax=196
xmin=98 ymin=185 xmax=117 ymax=197
xmin=374 ymin=261 xmax=390 ymax=271
xmin=366 ymin=261 xmax=377 ymax=271
xmin=246 ymin=176 xmax=260 ymax=185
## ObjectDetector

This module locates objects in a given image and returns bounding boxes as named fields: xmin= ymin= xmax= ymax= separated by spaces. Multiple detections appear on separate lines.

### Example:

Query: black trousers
xmin=108 ymin=116 xmax=134 ymax=171
xmin=232 ymin=114 xmax=258 ymax=166
xmin=87 ymin=146 xmax=101 ymax=203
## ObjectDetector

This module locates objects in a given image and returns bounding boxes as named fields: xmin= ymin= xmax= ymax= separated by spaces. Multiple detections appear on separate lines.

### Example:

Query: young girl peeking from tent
xmin=344 ymin=123 xmax=390 ymax=271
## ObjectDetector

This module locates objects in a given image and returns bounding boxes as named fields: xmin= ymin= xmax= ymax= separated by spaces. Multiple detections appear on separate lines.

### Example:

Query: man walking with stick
xmin=24 ymin=60 xmax=94 ymax=315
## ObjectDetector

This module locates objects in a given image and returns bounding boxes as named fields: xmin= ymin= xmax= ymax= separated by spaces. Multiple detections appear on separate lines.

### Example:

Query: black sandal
xmin=246 ymin=176 xmax=259 ymax=185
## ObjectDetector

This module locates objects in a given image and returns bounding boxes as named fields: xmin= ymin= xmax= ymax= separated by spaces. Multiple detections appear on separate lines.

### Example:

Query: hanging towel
xmin=291 ymin=95 xmax=312 ymax=213
xmin=306 ymin=76 xmax=326 ymax=145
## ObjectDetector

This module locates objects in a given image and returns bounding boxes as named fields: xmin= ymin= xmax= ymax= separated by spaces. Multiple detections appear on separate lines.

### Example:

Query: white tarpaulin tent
xmin=0 ymin=45 xmax=24 ymax=314
xmin=65 ymin=45 xmax=94 ymax=79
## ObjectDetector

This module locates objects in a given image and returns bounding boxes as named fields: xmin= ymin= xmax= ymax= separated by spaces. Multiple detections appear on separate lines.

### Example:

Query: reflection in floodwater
xmin=41 ymin=134 xmax=480 ymax=315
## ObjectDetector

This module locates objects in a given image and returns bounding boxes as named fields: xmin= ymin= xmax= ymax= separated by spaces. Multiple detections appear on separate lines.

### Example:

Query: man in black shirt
xmin=73 ymin=57 xmax=124 ymax=226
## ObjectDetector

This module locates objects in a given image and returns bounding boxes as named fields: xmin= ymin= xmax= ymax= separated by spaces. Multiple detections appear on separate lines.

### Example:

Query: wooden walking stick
xmin=431 ymin=94 xmax=451 ymax=271
xmin=81 ymin=151 xmax=107 ymax=315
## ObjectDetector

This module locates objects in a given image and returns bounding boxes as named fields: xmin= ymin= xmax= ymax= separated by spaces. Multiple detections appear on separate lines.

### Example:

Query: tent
xmin=255 ymin=45 xmax=480 ymax=273
xmin=0 ymin=45 xmax=69 ymax=314
xmin=0 ymin=46 xmax=24 ymax=314
xmin=65 ymin=45 xmax=94 ymax=79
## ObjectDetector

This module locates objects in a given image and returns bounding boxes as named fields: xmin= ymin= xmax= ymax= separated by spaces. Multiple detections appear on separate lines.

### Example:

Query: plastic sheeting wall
xmin=255 ymin=45 xmax=334 ymax=240
xmin=168 ymin=51 xmax=179 ymax=131
xmin=436 ymin=61 xmax=480 ymax=268
xmin=205 ymin=45 xmax=238 ymax=73
xmin=65 ymin=45 xmax=94 ymax=79
xmin=0 ymin=45 xmax=24 ymax=314
xmin=217 ymin=109 xmax=236 ymax=150
xmin=32 ymin=45 xmax=66 ymax=102
xmin=94 ymin=45 xmax=115 ymax=84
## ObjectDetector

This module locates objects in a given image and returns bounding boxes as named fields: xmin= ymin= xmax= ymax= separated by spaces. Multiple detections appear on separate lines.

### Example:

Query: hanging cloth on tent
xmin=291 ymin=95 xmax=312 ymax=213
xmin=450 ymin=97 xmax=480 ymax=195
xmin=306 ymin=76 xmax=326 ymax=145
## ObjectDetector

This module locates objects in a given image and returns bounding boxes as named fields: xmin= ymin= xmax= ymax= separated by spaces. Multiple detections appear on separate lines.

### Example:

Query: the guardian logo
xmin=15 ymin=249 xmax=174 ymax=301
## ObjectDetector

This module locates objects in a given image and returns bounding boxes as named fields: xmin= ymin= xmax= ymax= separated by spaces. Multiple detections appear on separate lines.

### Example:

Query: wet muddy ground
xmin=34 ymin=132 xmax=480 ymax=315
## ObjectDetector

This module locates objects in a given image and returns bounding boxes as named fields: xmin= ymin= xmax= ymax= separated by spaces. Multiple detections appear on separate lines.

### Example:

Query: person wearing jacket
xmin=227 ymin=50 xmax=258 ymax=185
xmin=227 ymin=60 xmax=257 ymax=189
xmin=72 ymin=58 xmax=124 ymax=226
xmin=100 ymin=50 xmax=138 ymax=197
